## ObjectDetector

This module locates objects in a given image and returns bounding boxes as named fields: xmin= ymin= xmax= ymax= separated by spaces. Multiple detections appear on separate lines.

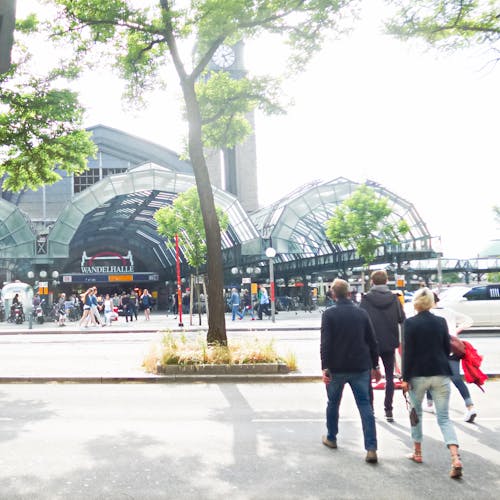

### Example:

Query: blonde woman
xmin=401 ymin=287 xmax=463 ymax=479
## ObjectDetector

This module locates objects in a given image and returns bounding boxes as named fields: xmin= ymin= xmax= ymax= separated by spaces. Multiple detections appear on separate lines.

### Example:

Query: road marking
xmin=253 ymin=417 xmax=500 ymax=423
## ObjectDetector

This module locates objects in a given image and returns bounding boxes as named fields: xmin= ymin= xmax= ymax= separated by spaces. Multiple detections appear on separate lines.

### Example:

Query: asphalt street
xmin=0 ymin=381 xmax=499 ymax=500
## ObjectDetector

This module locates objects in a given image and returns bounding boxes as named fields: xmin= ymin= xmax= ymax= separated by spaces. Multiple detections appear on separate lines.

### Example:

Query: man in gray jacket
xmin=360 ymin=270 xmax=405 ymax=422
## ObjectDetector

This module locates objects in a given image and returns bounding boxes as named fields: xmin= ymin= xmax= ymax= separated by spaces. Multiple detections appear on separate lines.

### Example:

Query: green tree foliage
xmin=387 ymin=0 xmax=500 ymax=51
xmin=154 ymin=187 xmax=229 ymax=270
xmin=494 ymin=205 xmax=500 ymax=225
xmin=47 ymin=0 xmax=355 ymax=344
xmin=442 ymin=271 xmax=464 ymax=284
xmin=0 ymin=14 xmax=96 ymax=192
xmin=325 ymin=185 xmax=411 ymax=268
xmin=487 ymin=272 xmax=500 ymax=283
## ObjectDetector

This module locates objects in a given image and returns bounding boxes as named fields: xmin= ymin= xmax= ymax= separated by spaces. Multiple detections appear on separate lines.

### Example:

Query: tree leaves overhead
xmin=197 ymin=70 xmax=285 ymax=148
xmin=0 ymin=13 xmax=96 ymax=192
xmin=386 ymin=0 xmax=500 ymax=50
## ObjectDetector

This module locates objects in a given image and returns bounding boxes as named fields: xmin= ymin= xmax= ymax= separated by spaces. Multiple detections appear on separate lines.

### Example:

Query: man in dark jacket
xmin=321 ymin=278 xmax=381 ymax=464
xmin=360 ymin=270 xmax=406 ymax=422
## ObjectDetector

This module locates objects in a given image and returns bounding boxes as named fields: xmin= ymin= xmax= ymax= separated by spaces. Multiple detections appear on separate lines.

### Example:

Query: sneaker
xmin=322 ymin=436 xmax=337 ymax=449
xmin=385 ymin=410 xmax=394 ymax=423
xmin=365 ymin=450 xmax=378 ymax=463
xmin=464 ymin=408 xmax=477 ymax=423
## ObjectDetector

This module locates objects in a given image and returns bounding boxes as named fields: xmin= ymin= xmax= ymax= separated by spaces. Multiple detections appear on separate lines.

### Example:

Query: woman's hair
xmin=412 ymin=287 xmax=435 ymax=312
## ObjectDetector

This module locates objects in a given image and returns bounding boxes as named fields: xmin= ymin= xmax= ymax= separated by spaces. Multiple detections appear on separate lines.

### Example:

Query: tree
xmin=324 ymin=185 xmax=410 ymax=289
xmin=442 ymin=271 xmax=464 ymax=284
xmin=154 ymin=187 xmax=229 ymax=326
xmin=47 ymin=0 xmax=355 ymax=344
xmin=387 ymin=1 xmax=500 ymax=56
xmin=0 ymin=14 xmax=96 ymax=192
xmin=494 ymin=206 xmax=500 ymax=226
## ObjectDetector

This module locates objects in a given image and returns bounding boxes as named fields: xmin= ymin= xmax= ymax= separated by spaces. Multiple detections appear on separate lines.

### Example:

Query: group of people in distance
xmin=229 ymin=284 xmax=271 ymax=321
xmin=79 ymin=287 xmax=154 ymax=327
xmin=321 ymin=269 xmax=476 ymax=479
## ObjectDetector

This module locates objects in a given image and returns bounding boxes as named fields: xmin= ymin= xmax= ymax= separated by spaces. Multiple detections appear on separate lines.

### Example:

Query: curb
xmin=0 ymin=374 xmax=497 ymax=384
xmin=0 ymin=326 xmax=319 ymax=336
xmin=0 ymin=374 xmax=322 ymax=384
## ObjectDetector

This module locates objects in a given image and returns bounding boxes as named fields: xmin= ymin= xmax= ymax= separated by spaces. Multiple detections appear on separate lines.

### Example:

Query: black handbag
xmin=404 ymin=392 xmax=419 ymax=427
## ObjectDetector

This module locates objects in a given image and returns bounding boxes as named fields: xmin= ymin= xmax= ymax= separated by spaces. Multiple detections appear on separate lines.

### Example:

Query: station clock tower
xmin=205 ymin=41 xmax=259 ymax=213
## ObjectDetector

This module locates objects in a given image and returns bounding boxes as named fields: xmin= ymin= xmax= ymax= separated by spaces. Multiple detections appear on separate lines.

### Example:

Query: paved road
xmin=0 ymin=381 xmax=498 ymax=499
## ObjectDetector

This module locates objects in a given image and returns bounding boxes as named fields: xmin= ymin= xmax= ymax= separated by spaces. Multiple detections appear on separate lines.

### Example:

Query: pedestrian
xmin=120 ymin=291 xmax=133 ymax=322
xmin=57 ymin=292 xmax=67 ymax=327
xmin=360 ymin=269 xmax=405 ymax=422
xmin=239 ymin=289 xmax=255 ymax=320
xmin=401 ymin=287 xmax=463 ymax=479
xmin=79 ymin=288 xmax=97 ymax=327
xmin=90 ymin=287 xmax=104 ymax=326
xmin=258 ymin=285 xmax=270 ymax=320
xmin=229 ymin=288 xmax=243 ymax=321
xmin=140 ymin=288 xmax=153 ymax=321
xmin=425 ymin=292 xmax=477 ymax=422
xmin=320 ymin=278 xmax=381 ymax=464
xmin=129 ymin=290 xmax=139 ymax=320
xmin=103 ymin=293 xmax=114 ymax=326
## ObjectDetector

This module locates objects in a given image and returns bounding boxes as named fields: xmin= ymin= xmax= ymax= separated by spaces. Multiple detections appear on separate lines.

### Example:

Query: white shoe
xmin=464 ymin=408 xmax=477 ymax=423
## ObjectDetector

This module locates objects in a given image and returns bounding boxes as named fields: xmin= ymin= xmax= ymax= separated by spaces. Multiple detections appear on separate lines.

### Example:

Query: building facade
xmin=0 ymin=124 xmax=442 ymax=309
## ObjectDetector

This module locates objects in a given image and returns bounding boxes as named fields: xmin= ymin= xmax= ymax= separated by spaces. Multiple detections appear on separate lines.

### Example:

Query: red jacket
xmin=461 ymin=340 xmax=487 ymax=392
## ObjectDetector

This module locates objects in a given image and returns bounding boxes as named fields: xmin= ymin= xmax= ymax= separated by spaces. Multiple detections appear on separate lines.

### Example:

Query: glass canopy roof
xmin=0 ymin=199 xmax=35 ymax=259
xmin=251 ymin=177 xmax=433 ymax=265
xmin=47 ymin=163 xmax=261 ymax=269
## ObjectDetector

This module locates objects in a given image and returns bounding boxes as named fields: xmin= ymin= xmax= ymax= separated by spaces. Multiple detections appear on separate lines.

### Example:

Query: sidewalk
xmin=0 ymin=309 xmax=324 ymax=334
xmin=0 ymin=310 xmax=498 ymax=382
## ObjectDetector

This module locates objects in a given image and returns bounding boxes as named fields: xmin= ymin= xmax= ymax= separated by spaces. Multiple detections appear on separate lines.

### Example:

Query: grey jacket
xmin=360 ymin=285 xmax=405 ymax=353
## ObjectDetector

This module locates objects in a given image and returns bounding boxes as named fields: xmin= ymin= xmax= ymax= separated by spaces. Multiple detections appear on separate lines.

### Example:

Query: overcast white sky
xmin=17 ymin=1 xmax=500 ymax=259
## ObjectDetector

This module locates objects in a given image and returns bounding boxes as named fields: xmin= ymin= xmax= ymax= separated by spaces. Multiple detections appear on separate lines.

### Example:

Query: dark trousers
xmin=258 ymin=302 xmax=270 ymax=319
xmin=369 ymin=350 xmax=395 ymax=412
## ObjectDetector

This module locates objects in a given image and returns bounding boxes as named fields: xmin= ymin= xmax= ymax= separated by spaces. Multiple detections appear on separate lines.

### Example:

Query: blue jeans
xmin=231 ymin=304 xmax=242 ymax=321
xmin=326 ymin=370 xmax=377 ymax=451
xmin=240 ymin=305 xmax=254 ymax=319
xmin=409 ymin=376 xmax=458 ymax=446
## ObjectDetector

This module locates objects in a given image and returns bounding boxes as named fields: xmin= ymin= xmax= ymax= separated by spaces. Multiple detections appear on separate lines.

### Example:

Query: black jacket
xmin=360 ymin=287 xmax=405 ymax=353
xmin=402 ymin=310 xmax=452 ymax=381
xmin=321 ymin=298 xmax=379 ymax=373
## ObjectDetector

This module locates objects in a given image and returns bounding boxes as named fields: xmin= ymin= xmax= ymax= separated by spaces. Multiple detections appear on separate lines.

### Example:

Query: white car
xmin=438 ymin=284 xmax=500 ymax=327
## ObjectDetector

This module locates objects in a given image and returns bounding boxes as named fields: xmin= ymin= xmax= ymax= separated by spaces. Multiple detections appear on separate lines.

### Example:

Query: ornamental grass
xmin=143 ymin=332 xmax=293 ymax=374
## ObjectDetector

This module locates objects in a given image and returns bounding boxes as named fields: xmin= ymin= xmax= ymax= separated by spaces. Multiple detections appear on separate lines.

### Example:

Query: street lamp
xmin=265 ymin=247 xmax=276 ymax=323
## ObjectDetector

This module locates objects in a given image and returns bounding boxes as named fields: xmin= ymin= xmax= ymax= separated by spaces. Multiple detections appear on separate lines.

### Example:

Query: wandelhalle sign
xmin=61 ymin=251 xmax=159 ymax=284
xmin=80 ymin=251 xmax=134 ymax=274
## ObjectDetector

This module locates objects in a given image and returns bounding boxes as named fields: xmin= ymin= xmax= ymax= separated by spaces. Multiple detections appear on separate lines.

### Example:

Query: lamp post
xmin=265 ymin=247 xmax=276 ymax=323
xmin=175 ymin=233 xmax=183 ymax=327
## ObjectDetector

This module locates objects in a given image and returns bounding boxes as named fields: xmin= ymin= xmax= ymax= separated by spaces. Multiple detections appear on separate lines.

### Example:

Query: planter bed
xmin=157 ymin=363 xmax=290 ymax=375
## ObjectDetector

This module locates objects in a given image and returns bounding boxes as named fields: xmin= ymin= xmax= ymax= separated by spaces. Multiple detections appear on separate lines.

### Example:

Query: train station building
xmin=0 ymin=125 xmax=439 ymax=308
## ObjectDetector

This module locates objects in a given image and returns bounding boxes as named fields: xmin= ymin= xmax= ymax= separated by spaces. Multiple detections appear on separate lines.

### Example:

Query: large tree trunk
xmin=181 ymin=79 xmax=227 ymax=345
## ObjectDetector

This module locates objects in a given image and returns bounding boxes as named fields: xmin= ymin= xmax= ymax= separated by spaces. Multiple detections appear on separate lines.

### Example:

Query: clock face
xmin=213 ymin=44 xmax=235 ymax=69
